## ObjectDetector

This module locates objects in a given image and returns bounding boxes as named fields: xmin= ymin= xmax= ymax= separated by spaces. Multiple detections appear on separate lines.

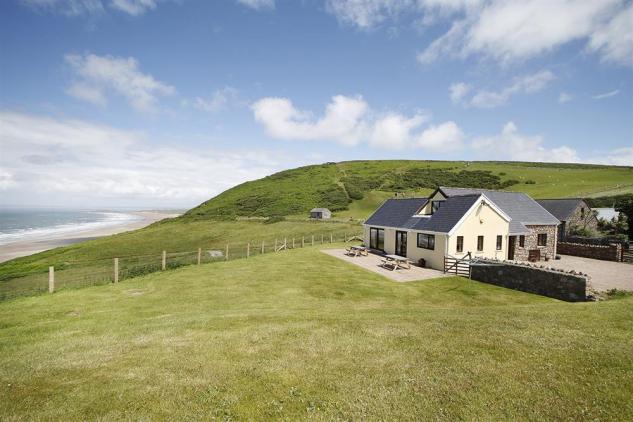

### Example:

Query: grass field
xmin=1 ymin=247 xmax=631 ymax=420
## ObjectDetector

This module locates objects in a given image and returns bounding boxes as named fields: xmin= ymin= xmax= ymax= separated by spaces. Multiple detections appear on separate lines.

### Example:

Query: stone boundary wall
xmin=558 ymin=242 xmax=622 ymax=262
xmin=470 ymin=260 xmax=588 ymax=302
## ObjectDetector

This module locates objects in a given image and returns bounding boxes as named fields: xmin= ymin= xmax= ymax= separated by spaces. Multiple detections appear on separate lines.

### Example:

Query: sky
xmin=0 ymin=0 xmax=632 ymax=209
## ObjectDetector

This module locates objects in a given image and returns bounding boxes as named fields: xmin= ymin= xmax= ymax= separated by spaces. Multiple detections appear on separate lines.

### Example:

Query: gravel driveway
xmin=547 ymin=255 xmax=633 ymax=292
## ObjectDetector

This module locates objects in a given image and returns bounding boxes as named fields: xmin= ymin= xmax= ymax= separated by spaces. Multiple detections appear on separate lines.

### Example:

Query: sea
xmin=0 ymin=209 xmax=143 ymax=246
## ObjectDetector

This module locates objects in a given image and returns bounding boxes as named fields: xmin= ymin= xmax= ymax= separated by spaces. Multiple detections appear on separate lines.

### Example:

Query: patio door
xmin=395 ymin=231 xmax=407 ymax=257
xmin=370 ymin=228 xmax=384 ymax=251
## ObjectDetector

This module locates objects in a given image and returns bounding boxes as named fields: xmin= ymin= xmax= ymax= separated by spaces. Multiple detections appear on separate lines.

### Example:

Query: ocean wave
xmin=0 ymin=212 xmax=143 ymax=246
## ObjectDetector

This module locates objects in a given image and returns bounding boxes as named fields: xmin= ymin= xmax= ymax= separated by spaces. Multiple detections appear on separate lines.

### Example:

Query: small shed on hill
xmin=310 ymin=208 xmax=332 ymax=219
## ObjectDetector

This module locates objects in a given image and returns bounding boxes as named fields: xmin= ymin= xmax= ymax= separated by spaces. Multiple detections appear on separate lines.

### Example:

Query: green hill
xmin=185 ymin=160 xmax=633 ymax=220
xmin=1 ymin=247 xmax=631 ymax=419
xmin=1 ymin=159 xmax=631 ymax=298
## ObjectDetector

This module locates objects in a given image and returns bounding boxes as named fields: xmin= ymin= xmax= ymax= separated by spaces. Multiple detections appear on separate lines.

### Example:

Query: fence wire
xmin=1 ymin=230 xmax=362 ymax=301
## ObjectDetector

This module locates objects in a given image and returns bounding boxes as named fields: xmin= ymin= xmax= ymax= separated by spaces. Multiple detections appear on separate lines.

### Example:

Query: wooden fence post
xmin=197 ymin=248 xmax=201 ymax=265
xmin=292 ymin=238 xmax=295 ymax=249
xmin=226 ymin=244 xmax=229 ymax=260
xmin=162 ymin=251 xmax=166 ymax=271
xmin=48 ymin=266 xmax=54 ymax=293
xmin=113 ymin=258 xmax=119 ymax=283
xmin=311 ymin=235 xmax=314 ymax=246
xmin=261 ymin=240 xmax=265 ymax=254
xmin=344 ymin=233 xmax=347 ymax=242
xmin=302 ymin=236 xmax=305 ymax=247
xmin=247 ymin=242 xmax=250 ymax=258
xmin=275 ymin=239 xmax=278 ymax=252
xmin=330 ymin=233 xmax=333 ymax=243
xmin=321 ymin=234 xmax=324 ymax=244
xmin=284 ymin=238 xmax=287 ymax=251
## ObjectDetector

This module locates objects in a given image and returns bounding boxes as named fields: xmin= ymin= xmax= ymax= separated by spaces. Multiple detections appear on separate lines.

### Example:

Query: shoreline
xmin=0 ymin=211 xmax=181 ymax=263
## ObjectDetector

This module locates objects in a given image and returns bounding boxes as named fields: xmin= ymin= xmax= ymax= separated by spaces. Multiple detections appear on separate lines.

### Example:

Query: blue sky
xmin=0 ymin=0 xmax=632 ymax=208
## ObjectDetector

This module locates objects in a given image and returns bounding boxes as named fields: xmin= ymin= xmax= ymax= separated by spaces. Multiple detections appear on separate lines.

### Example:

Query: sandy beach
xmin=0 ymin=211 xmax=181 ymax=263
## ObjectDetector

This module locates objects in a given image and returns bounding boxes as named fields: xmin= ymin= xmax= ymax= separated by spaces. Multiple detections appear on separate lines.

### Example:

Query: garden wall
xmin=470 ymin=261 xmax=587 ymax=302
xmin=558 ymin=242 xmax=622 ymax=262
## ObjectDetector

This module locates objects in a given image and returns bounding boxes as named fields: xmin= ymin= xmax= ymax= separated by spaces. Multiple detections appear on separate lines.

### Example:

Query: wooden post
xmin=311 ymin=235 xmax=314 ymax=246
xmin=113 ymin=258 xmax=119 ymax=283
xmin=292 ymin=238 xmax=295 ymax=249
xmin=197 ymin=248 xmax=201 ymax=265
xmin=247 ymin=242 xmax=250 ymax=259
xmin=302 ymin=236 xmax=305 ymax=247
xmin=330 ymin=233 xmax=333 ymax=243
xmin=284 ymin=238 xmax=287 ymax=251
xmin=162 ymin=251 xmax=166 ymax=271
xmin=344 ymin=233 xmax=347 ymax=242
xmin=48 ymin=266 xmax=54 ymax=293
xmin=261 ymin=240 xmax=265 ymax=254
xmin=226 ymin=244 xmax=229 ymax=260
xmin=321 ymin=234 xmax=324 ymax=244
xmin=275 ymin=239 xmax=278 ymax=252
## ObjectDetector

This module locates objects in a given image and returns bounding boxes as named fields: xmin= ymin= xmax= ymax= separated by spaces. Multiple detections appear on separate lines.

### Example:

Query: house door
xmin=508 ymin=236 xmax=516 ymax=260
xmin=395 ymin=231 xmax=407 ymax=256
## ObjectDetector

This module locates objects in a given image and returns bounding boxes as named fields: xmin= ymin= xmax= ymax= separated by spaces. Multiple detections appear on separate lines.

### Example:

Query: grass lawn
xmin=1 ymin=247 xmax=632 ymax=420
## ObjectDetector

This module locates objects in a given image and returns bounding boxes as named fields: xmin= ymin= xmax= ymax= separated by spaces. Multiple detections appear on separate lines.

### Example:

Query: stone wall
xmin=564 ymin=201 xmax=599 ymax=236
xmin=558 ymin=242 xmax=622 ymax=262
xmin=513 ymin=225 xmax=557 ymax=262
xmin=470 ymin=260 xmax=587 ymax=302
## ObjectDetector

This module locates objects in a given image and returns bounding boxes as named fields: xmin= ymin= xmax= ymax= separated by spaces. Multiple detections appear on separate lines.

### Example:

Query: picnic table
xmin=381 ymin=254 xmax=411 ymax=271
xmin=346 ymin=245 xmax=368 ymax=257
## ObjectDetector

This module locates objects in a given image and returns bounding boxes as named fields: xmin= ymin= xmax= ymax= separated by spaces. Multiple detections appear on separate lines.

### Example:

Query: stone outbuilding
xmin=536 ymin=199 xmax=598 ymax=240
xmin=310 ymin=208 xmax=332 ymax=219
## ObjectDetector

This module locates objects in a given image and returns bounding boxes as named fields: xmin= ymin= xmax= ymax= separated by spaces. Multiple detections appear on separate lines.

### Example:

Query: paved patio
xmin=321 ymin=248 xmax=448 ymax=282
xmin=547 ymin=255 xmax=633 ymax=292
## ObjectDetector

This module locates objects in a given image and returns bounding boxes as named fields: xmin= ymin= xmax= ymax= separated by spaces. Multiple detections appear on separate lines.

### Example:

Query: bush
xmin=525 ymin=180 xmax=537 ymax=184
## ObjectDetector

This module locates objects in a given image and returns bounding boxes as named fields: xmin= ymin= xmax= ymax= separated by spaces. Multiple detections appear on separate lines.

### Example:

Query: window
xmin=431 ymin=201 xmax=442 ymax=214
xmin=537 ymin=233 xmax=547 ymax=246
xmin=477 ymin=236 xmax=484 ymax=251
xmin=496 ymin=235 xmax=502 ymax=250
xmin=417 ymin=233 xmax=435 ymax=250
xmin=519 ymin=235 xmax=525 ymax=247
xmin=370 ymin=228 xmax=384 ymax=251
xmin=456 ymin=236 xmax=463 ymax=253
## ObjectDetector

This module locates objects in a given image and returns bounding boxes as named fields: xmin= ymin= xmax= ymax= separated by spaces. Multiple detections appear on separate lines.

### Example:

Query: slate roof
xmin=535 ymin=199 xmax=584 ymax=222
xmin=364 ymin=195 xmax=481 ymax=233
xmin=439 ymin=187 xmax=559 ymax=234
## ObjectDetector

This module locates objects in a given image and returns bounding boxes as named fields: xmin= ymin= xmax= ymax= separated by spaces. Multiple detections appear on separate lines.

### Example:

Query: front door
xmin=395 ymin=231 xmax=407 ymax=257
xmin=508 ymin=235 xmax=516 ymax=260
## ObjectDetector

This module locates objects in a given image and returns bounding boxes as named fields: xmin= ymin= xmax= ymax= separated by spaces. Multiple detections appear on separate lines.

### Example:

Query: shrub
xmin=525 ymin=180 xmax=537 ymax=184
xmin=264 ymin=215 xmax=285 ymax=224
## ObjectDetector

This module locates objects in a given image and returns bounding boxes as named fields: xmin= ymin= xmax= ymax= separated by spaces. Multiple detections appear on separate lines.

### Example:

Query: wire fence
xmin=0 ymin=231 xmax=363 ymax=301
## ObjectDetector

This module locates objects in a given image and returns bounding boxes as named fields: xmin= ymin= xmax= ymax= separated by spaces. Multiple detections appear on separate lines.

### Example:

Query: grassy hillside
xmin=1 ymin=247 xmax=631 ymax=420
xmin=185 ymin=160 xmax=633 ymax=220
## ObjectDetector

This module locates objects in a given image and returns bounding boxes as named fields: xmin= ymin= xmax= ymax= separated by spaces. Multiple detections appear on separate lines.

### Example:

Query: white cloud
xmin=192 ymin=87 xmax=240 ymax=113
xmin=588 ymin=3 xmax=633 ymax=67
xmin=592 ymin=89 xmax=620 ymax=99
xmin=252 ymin=94 xmax=462 ymax=151
xmin=20 ymin=0 xmax=105 ymax=16
xmin=449 ymin=82 xmax=471 ymax=104
xmin=65 ymin=53 xmax=175 ymax=112
xmin=252 ymin=95 xmax=369 ymax=146
xmin=109 ymin=0 xmax=157 ymax=15
xmin=236 ymin=0 xmax=275 ymax=10
xmin=417 ymin=121 xmax=464 ymax=152
xmin=590 ymin=147 xmax=633 ymax=166
xmin=558 ymin=92 xmax=572 ymax=103
xmin=0 ymin=111 xmax=280 ymax=206
xmin=20 ymin=0 xmax=164 ymax=16
xmin=472 ymin=122 xmax=580 ymax=163
xmin=329 ymin=0 xmax=633 ymax=67
xmin=369 ymin=113 xmax=428 ymax=149
xmin=451 ymin=70 xmax=555 ymax=108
